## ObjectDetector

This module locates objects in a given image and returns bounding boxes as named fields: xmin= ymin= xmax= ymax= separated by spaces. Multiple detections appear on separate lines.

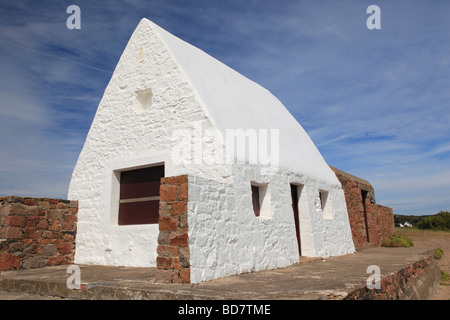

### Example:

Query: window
xmin=251 ymin=185 xmax=261 ymax=217
xmin=319 ymin=190 xmax=328 ymax=211
xmin=319 ymin=189 xmax=334 ymax=220
xmin=251 ymin=183 xmax=272 ymax=218
xmin=118 ymin=165 xmax=164 ymax=225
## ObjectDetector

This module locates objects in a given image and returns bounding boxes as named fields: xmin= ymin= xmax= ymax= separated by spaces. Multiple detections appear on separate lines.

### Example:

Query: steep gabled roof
xmin=134 ymin=19 xmax=339 ymax=185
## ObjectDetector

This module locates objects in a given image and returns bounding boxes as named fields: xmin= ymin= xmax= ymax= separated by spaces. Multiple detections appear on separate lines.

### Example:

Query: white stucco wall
xmin=68 ymin=18 xmax=229 ymax=267
xmin=153 ymin=20 xmax=339 ymax=186
xmin=188 ymin=164 xmax=355 ymax=284
xmin=68 ymin=18 xmax=355 ymax=280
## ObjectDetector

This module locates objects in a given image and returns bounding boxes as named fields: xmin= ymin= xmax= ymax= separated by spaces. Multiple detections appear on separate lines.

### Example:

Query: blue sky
xmin=0 ymin=0 xmax=449 ymax=215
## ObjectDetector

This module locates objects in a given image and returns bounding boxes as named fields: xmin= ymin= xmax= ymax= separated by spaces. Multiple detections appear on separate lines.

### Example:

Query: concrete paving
xmin=0 ymin=247 xmax=438 ymax=300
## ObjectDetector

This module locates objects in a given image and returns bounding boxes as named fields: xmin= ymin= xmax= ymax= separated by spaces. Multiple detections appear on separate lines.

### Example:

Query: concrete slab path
xmin=0 ymin=247 xmax=438 ymax=300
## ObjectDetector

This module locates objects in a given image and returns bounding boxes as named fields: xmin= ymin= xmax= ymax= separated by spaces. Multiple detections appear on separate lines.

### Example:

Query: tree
xmin=417 ymin=211 xmax=450 ymax=231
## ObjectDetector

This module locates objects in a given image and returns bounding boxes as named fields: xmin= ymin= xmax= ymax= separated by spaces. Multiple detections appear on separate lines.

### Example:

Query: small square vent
xmin=133 ymin=88 xmax=153 ymax=112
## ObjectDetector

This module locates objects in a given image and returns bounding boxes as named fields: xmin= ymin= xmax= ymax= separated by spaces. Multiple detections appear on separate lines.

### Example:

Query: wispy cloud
xmin=0 ymin=0 xmax=449 ymax=215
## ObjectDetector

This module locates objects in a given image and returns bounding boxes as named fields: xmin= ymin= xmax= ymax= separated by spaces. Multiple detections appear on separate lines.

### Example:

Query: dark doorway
xmin=361 ymin=190 xmax=370 ymax=243
xmin=290 ymin=184 xmax=302 ymax=257
xmin=251 ymin=185 xmax=261 ymax=217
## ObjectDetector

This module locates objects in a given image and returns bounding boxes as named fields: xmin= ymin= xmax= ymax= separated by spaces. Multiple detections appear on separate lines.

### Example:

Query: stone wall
xmin=377 ymin=205 xmax=396 ymax=242
xmin=330 ymin=167 xmax=395 ymax=250
xmin=155 ymin=175 xmax=190 ymax=283
xmin=345 ymin=255 xmax=440 ymax=300
xmin=0 ymin=196 xmax=78 ymax=271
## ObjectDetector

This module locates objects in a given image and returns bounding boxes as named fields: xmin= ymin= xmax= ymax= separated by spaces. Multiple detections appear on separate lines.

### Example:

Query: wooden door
xmin=290 ymin=184 xmax=302 ymax=256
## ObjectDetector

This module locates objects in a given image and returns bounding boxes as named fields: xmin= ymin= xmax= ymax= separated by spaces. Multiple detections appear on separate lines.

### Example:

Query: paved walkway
xmin=0 ymin=247 xmax=437 ymax=300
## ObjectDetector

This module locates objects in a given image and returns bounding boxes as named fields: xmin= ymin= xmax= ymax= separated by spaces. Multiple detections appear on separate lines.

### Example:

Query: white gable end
xmin=68 ymin=18 xmax=355 ymax=281
xmin=150 ymin=19 xmax=339 ymax=186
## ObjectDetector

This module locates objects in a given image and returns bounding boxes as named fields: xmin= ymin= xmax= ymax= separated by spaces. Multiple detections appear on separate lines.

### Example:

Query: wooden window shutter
xmin=118 ymin=165 xmax=164 ymax=225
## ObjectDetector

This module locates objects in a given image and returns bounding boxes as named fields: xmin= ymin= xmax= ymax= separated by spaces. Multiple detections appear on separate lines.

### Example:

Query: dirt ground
xmin=396 ymin=229 xmax=450 ymax=300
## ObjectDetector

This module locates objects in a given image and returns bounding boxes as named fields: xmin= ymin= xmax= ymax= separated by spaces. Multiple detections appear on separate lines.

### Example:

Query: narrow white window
xmin=251 ymin=183 xmax=273 ymax=219
xmin=319 ymin=190 xmax=334 ymax=220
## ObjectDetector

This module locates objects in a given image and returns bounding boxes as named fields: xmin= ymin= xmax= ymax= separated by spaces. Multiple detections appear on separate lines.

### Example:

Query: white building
xmin=68 ymin=18 xmax=355 ymax=284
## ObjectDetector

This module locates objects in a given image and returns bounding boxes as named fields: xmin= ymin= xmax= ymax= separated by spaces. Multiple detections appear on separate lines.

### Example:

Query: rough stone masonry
xmin=0 ymin=196 xmax=77 ymax=271
xmin=156 ymin=175 xmax=190 ymax=284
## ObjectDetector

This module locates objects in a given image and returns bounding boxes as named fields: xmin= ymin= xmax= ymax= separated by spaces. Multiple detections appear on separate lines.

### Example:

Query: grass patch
xmin=434 ymin=248 xmax=444 ymax=260
xmin=395 ymin=227 xmax=450 ymax=234
xmin=441 ymin=270 xmax=450 ymax=286
xmin=381 ymin=233 xmax=414 ymax=248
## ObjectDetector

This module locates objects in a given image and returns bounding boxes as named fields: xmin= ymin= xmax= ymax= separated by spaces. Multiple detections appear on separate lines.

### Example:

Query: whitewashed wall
xmin=68 ymin=19 xmax=229 ymax=267
xmin=188 ymin=164 xmax=355 ymax=284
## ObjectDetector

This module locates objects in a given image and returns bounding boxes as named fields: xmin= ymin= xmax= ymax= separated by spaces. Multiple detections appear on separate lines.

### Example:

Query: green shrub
xmin=381 ymin=234 xmax=414 ymax=248
xmin=434 ymin=248 xmax=444 ymax=260
xmin=417 ymin=211 xmax=450 ymax=231
xmin=441 ymin=270 xmax=450 ymax=285
xmin=394 ymin=214 xmax=424 ymax=227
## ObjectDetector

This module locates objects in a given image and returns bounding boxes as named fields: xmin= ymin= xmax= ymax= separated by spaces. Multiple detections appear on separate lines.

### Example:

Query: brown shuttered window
xmin=118 ymin=165 xmax=164 ymax=226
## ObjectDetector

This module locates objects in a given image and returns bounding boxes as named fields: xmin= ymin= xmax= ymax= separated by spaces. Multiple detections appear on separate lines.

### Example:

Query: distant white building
xmin=68 ymin=18 xmax=355 ymax=283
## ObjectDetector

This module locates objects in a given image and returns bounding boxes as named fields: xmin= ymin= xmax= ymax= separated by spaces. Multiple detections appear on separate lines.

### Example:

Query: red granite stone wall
xmin=331 ymin=167 xmax=395 ymax=251
xmin=377 ymin=205 xmax=395 ymax=242
xmin=155 ymin=175 xmax=190 ymax=284
xmin=345 ymin=255 xmax=435 ymax=300
xmin=0 ymin=196 xmax=77 ymax=271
